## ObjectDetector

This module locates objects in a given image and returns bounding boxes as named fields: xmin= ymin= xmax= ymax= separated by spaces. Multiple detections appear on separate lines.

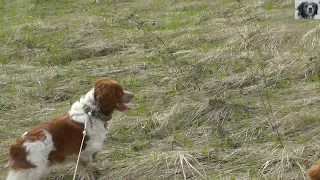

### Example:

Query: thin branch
xmin=229 ymin=0 xmax=284 ymax=148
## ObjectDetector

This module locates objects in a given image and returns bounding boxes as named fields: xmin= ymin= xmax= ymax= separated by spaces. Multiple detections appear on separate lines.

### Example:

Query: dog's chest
xmin=84 ymin=124 xmax=108 ymax=153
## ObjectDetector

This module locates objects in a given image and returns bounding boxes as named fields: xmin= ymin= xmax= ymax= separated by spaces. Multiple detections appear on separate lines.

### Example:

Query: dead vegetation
xmin=1 ymin=0 xmax=320 ymax=179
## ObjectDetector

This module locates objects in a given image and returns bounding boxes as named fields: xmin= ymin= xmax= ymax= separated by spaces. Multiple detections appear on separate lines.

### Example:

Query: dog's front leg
xmin=77 ymin=156 xmax=95 ymax=180
xmin=85 ymin=162 xmax=95 ymax=180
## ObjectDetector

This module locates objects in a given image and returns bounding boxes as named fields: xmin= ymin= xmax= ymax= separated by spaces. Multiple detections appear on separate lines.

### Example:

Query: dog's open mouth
xmin=117 ymin=103 xmax=131 ymax=111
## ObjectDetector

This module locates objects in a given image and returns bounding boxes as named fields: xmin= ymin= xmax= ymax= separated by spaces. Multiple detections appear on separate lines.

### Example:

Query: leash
xmin=71 ymin=105 xmax=111 ymax=179
xmin=72 ymin=117 xmax=88 ymax=180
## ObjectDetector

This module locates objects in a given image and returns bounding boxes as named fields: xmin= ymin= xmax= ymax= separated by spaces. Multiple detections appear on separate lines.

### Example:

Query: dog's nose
xmin=128 ymin=93 xmax=134 ymax=99
xmin=124 ymin=90 xmax=134 ymax=99
xmin=309 ymin=7 xmax=313 ymax=13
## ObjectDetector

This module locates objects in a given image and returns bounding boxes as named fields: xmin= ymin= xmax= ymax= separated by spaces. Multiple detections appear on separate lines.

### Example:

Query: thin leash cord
xmin=72 ymin=118 xmax=88 ymax=180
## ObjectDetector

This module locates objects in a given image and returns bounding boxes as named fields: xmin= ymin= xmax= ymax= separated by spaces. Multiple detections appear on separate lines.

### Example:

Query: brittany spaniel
xmin=6 ymin=77 xmax=134 ymax=180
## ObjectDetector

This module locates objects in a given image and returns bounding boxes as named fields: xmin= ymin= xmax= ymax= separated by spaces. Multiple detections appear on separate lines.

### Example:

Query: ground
xmin=0 ymin=0 xmax=319 ymax=179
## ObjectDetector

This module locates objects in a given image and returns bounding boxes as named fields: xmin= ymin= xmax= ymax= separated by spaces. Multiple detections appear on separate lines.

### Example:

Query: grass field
xmin=1 ymin=0 xmax=319 ymax=179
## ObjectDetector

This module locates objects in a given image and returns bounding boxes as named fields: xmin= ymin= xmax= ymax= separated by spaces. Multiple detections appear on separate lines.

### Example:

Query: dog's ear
xmin=315 ymin=4 xmax=318 ymax=15
xmin=94 ymin=77 xmax=123 ymax=115
xmin=298 ymin=2 xmax=304 ymax=15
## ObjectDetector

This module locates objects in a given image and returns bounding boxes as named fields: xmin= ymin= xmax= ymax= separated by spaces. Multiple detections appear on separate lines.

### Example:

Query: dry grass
xmin=1 ymin=0 xmax=320 ymax=179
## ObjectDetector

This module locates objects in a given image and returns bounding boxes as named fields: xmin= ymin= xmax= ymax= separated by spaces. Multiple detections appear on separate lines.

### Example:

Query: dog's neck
xmin=68 ymin=88 xmax=99 ymax=124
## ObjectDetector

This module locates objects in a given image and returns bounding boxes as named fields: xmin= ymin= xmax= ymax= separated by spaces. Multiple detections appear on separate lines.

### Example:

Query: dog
xmin=308 ymin=160 xmax=320 ymax=180
xmin=6 ymin=77 xmax=134 ymax=180
xmin=297 ymin=1 xmax=318 ymax=19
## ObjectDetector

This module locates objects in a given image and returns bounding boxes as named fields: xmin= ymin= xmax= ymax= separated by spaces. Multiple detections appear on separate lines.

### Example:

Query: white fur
xmin=6 ymin=130 xmax=55 ymax=180
xmin=69 ymin=88 xmax=97 ymax=124
xmin=7 ymin=169 xmax=47 ymax=180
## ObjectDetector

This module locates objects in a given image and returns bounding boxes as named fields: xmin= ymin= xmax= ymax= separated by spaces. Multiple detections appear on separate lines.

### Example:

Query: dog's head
xmin=94 ymin=77 xmax=134 ymax=115
xmin=298 ymin=1 xmax=318 ymax=19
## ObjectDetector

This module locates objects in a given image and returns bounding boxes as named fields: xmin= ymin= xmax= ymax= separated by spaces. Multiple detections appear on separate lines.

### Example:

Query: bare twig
xmin=228 ymin=0 xmax=284 ymax=148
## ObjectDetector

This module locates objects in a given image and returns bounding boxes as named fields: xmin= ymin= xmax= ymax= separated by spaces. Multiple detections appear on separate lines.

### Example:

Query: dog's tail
xmin=308 ymin=160 xmax=320 ymax=180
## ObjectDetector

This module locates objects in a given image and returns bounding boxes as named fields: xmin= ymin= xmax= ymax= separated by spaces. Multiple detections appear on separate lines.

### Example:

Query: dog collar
xmin=83 ymin=104 xmax=112 ymax=122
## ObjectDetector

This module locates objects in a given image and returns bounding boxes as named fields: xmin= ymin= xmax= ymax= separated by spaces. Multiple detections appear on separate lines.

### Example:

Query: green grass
xmin=1 ymin=0 xmax=319 ymax=179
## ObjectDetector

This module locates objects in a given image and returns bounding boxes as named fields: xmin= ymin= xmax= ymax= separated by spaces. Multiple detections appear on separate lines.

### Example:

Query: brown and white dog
xmin=6 ymin=77 xmax=134 ymax=180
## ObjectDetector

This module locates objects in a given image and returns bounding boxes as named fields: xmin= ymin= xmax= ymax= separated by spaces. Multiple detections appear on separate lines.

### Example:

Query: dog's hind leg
xmin=7 ymin=166 xmax=48 ymax=180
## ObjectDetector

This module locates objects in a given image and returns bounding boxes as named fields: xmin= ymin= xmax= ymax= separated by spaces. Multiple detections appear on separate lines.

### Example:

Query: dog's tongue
xmin=118 ymin=103 xmax=130 ymax=111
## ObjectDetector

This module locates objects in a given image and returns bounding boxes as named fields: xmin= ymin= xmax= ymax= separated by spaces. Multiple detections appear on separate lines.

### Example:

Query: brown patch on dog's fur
xmin=8 ymin=114 xmax=87 ymax=169
xmin=9 ymin=139 xmax=38 ymax=169
xmin=308 ymin=160 xmax=320 ymax=180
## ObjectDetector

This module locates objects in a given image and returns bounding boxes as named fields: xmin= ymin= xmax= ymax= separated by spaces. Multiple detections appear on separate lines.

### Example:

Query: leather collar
xmin=83 ymin=104 xmax=112 ymax=122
